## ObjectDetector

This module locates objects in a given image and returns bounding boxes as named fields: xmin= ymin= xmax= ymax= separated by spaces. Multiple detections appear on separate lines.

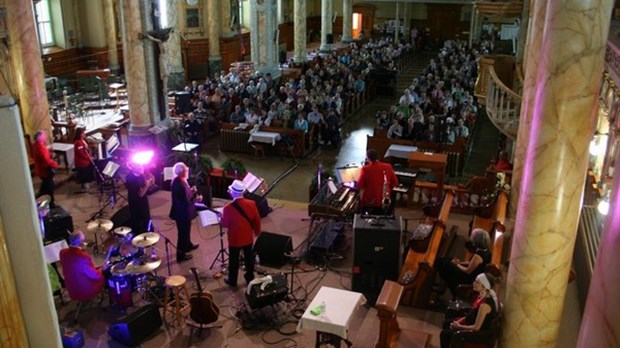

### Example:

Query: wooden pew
xmin=375 ymin=280 xmax=432 ymax=348
xmin=399 ymin=190 xmax=455 ymax=307
xmin=219 ymin=122 xmax=316 ymax=157
xmin=468 ymin=190 xmax=509 ymax=276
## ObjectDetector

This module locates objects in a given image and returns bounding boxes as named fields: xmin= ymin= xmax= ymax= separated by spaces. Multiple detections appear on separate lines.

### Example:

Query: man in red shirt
xmin=32 ymin=131 xmax=59 ymax=207
xmin=357 ymin=149 xmax=399 ymax=215
xmin=220 ymin=180 xmax=261 ymax=286
xmin=59 ymin=231 xmax=105 ymax=302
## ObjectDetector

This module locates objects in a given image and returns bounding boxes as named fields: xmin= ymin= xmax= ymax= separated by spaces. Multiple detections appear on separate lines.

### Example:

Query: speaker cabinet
xmin=44 ymin=205 xmax=73 ymax=242
xmin=108 ymin=304 xmax=162 ymax=346
xmin=326 ymin=34 xmax=334 ymax=44
xmin=352 ymin=214 xmax=402 ymax=305
xmin=175 ymin=92 xmax=193 ymax=114
xmin=245 ymin=192 xmax=271 ymax=218
xmin=253 ymin=232 xmax=293 ymax=267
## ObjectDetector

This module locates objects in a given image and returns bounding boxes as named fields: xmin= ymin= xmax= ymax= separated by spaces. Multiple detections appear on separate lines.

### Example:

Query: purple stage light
xmin=131 ymin=150 xmax=155 ymax=166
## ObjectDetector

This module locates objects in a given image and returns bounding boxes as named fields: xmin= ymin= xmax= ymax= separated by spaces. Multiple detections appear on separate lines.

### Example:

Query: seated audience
xmin=440 ymin=273 xmax=499 ymax=348
xmin=436 ymin=228 xmax=491 ymax=297
xmin=293 ymin=113 xmax=309 ymax=133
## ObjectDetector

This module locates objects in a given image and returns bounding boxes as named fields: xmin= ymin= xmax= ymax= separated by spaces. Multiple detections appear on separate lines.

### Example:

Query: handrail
xmin=486 ymin=65 xmax=522 ymax=140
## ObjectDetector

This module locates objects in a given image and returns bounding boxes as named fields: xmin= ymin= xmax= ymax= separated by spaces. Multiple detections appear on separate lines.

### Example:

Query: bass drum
xmin=107 ymin=266 xmax=133 ymax=309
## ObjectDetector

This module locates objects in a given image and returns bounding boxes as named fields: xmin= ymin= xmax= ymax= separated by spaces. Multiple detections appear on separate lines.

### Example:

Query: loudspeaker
xmin=245 ymin=192 xmax=271 ymax=218
xmin=253 ymin=232 xmax=293 ymax=267
xmin=44 ymin=205 xmax=73 ymax=242
xmin=175 ymin=92 xmax=193 ymax=114
xmin=351 ymin=214 xmax=402 ymax=305
xmin=110 ymin=205 xmax=131 ymax=228
xmin=326 ymin=34 xmax=334 ymax=44
xmin=108 ymin=304 xmax=162 ymax=346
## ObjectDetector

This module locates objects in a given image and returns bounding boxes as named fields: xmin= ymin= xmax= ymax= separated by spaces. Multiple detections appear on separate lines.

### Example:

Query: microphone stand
xmin=204 ymin=208 xmax=228 ymax=270
xmin=148 ymin=219 xmax=176 ymax=276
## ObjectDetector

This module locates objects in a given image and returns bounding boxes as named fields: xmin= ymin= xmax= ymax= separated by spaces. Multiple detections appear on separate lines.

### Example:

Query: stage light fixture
xmin=131 ymin=150 xmax=155 ymax=166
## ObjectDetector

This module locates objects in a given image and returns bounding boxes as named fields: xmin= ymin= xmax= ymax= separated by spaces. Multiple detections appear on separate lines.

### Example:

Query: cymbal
xmin=113 ymin=226 xmax=132 ymax=237
xmin=125 ymin=256 xmax=162 ymax=274
xmin=110 ymin=263 xmax=128 ymax=276
xmin=131 ymin=232 xmax=160 ymax=248
xmin=36 ymin=195 xmax=51 ymax=209
xmin=87 ymin=219 xmax=113 ymax=234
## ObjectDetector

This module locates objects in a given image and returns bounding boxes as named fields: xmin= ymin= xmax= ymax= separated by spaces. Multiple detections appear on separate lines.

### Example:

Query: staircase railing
xmin=486 ymin=66 xmax=521 ymax=140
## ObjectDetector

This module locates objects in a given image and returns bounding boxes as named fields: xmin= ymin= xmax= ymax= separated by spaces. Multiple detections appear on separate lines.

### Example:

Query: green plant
xmin=221 ymin=157 xmax=247 ymax=178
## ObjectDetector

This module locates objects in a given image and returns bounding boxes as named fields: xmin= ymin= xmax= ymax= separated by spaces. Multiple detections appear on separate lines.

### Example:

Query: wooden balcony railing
xmin=486 ymin=66 xmax=521 ymax=140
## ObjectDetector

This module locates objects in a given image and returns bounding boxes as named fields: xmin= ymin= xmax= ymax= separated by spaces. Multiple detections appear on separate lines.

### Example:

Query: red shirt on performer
xmin=356 ymin=149 xmax=399 ymax=214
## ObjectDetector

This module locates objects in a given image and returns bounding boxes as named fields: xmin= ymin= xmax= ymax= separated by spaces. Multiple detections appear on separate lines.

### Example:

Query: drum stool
xmin=162 ymin=275 xmax=191 ymax=327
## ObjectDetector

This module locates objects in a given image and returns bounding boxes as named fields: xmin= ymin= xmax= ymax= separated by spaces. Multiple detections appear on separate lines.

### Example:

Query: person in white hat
xmin=220 ymin=179 xmax=261 ymax=286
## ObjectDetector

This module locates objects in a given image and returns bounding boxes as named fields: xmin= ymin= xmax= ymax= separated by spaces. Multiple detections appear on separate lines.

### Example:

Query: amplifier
xmin=245 ymin=274 xmax=288 ymax=309
xmin=44 ymin=205 xmax=73 ymax=242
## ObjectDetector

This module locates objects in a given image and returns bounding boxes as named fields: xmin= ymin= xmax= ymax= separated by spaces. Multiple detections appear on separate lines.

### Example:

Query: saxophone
xmin=382 ymin=170 xmax=391 ymax=212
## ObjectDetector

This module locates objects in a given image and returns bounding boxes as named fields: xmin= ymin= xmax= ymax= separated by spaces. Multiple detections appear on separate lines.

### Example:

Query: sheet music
xmin=337 ymin=167 xmax=361 ymax=184
xmin=242 ymin=172 xmax=263 ymax=193
xmin=148 ymin=124 xmax=168 ymax=134
xmin=102 ymin=161 xmax=120 ymax=177
xmin=199 ymin=207 xmax=224 ymax=227
xmin=328 ymin=180 xmax=338 ymax=194
xmin=44 ymin=240 xmax=68 ymax=263
xmin=163 ymin=167 xmax=174 ymax=181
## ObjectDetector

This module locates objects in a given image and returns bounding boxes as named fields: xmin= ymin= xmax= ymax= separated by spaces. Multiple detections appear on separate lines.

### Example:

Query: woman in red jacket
xmin=32 ymin=131 xmax=59 ymax=207
xmin=74 ymin=128 xmax=95 ymax=192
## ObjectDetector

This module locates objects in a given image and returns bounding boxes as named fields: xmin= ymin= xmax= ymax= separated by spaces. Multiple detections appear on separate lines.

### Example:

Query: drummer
xmin=59 ymin=231 xmax=105 ymax=302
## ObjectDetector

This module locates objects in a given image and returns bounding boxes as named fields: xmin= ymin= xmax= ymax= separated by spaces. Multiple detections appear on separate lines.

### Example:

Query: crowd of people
xmin=179 ymin=37 xmax=411 ymax=147
xmin=375 ymin=40 xmax=479 ymax=145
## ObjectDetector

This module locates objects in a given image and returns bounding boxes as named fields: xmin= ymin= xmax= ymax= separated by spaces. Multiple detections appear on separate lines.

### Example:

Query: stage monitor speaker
xmin=253 ymin=231 xmax=293 ymax=267
xmin=108 ymin=304 xmax=162 ymax=346
xmin=351 ymin=214 xmax=402 ymax=305
xmin=245 ymin=192 xmax=272 ymax=218
xmin=175 ymin=92 xmax=193 ymax=114
xmin=110 ymin=205 xmax=131 ymax=228
xmin=44 ymin=205 xmax=73 ymax=243
xmin=326 ymin=34 xmax=334 ymax=44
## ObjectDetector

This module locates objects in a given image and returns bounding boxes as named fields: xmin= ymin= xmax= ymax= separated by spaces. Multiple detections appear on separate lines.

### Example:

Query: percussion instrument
xmin=113 ymin=226 xmax=132 ymax=237
xmin=36 ymin=195 xmax=51 ymax=216
xmin=125 ymin=255 xmax=162 ymax=275
xmin=131 ymin=232 xmax=160 ymax=248
xmin=87 ymin=219 xmax=114 ymax=234
xmin=107 ymin=274 xmax=133 ymax=308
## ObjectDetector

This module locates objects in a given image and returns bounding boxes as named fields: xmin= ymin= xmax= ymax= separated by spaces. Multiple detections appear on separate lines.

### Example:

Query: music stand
xmin=198 ymin=207 xmax=228 ymax=270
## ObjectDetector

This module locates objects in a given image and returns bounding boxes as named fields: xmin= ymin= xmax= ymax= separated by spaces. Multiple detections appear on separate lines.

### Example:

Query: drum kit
xmin=90 ymin=221 xmax=164 ymax=309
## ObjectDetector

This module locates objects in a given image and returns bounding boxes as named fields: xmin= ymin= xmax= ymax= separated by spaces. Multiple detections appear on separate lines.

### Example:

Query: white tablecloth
xmin=384 ymin=144 xmax=419 ymax=159
xmin=171 ymin=142 xmax=199 ymax=152
xmin=50 ymin=142 xmax=75 ymax=169
xmin=248 ymin=131 xmax=281 ymax=145
xmin=297 ymin=286 xmax=366 ymax=339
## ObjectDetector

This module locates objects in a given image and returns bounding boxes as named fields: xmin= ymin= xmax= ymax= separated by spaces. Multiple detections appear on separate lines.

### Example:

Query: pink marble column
xmin=577 ymin=148 xmax=620 ymax=346
xmin=5 ymin=0 xmax=51 ymax=138
xmin=501 ymin=2 xmax=614 ymax=347
xmin=103 ymin=0 xmax=120 ymax=71
xmin=119 ymin=0 xmax=155 ymax=133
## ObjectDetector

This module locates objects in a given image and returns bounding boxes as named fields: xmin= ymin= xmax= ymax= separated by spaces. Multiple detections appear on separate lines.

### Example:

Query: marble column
xmin=5 ymin=0 xmax=50 ymax=138
xmin=403 ymin=2 xmax=410 ymax=41
xmin=501 ymin=2 xmax=614 ymax=348
xmin=516 ymin=0 xmax=531 ymax=66
xmin=577 ymin=146 xmax=620 ymax=347
xmin=394 ymin=2 xmax=400 ymax=43
xmin=294 ymin=0 xmax=307 ymax=63
xmin=119 ymin=0 xmax=161 ymax=142
xmin=468 ymin=7 xmax=476 ymax=47
xmin=167 ymin=0 xmax=185 ymax=90
xmin=103 ymin=0 xmax=120 ymax=72
xmin=319 ymin=0 xmax=332 ymax=51
xmin=207 ymin=0 xmax=222 ymax=76
xmin=341 ymin=0 xmax=353 ymax=42
xmin=249 ymin=0 xmax=280 ymax=78
xmin=220 ymin=1 xmax=233 ymax=38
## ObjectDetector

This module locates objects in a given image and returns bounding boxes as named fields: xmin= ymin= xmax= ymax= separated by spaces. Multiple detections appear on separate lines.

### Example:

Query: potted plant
xmin=221 ymin=157 xmax=247 ymax=178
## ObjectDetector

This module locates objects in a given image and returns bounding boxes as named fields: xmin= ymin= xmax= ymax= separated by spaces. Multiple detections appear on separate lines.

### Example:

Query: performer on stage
xmin=125 ymin=162 xmax=154 ymax=234
xmin=220 ymin=180 xmax=261 ymax=287
xmin=32 ymin=130 xmax=59 ymax=207
xmin=59 ymin=231 xmax=105 ymax=301
xmin=357 ymin=149 xmax=399 ymax=215
xmin=74 ymin=127 xmax=95 ymax=193
xmin=169 ymin=162 xmax=201 ymax=262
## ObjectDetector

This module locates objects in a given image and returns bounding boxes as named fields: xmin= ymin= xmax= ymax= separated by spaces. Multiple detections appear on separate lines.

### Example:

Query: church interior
xmin=0 ymin=0 xmax=619 ymax=347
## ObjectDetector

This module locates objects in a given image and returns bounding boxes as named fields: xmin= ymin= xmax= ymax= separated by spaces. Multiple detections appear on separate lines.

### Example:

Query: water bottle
xmin=319 ymin=301 xmax=327 ymax=317
xmin=255 ymin=253 xmax=260 ymax=265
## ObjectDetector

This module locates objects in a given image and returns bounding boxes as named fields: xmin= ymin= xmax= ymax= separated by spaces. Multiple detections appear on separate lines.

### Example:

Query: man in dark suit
xmin=169 ymin=162 xmax=201 ymax=262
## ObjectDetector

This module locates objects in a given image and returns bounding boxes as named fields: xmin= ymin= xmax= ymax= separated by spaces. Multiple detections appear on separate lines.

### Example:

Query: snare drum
xmin=107 ymin=267 xmax=133 ymax=308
